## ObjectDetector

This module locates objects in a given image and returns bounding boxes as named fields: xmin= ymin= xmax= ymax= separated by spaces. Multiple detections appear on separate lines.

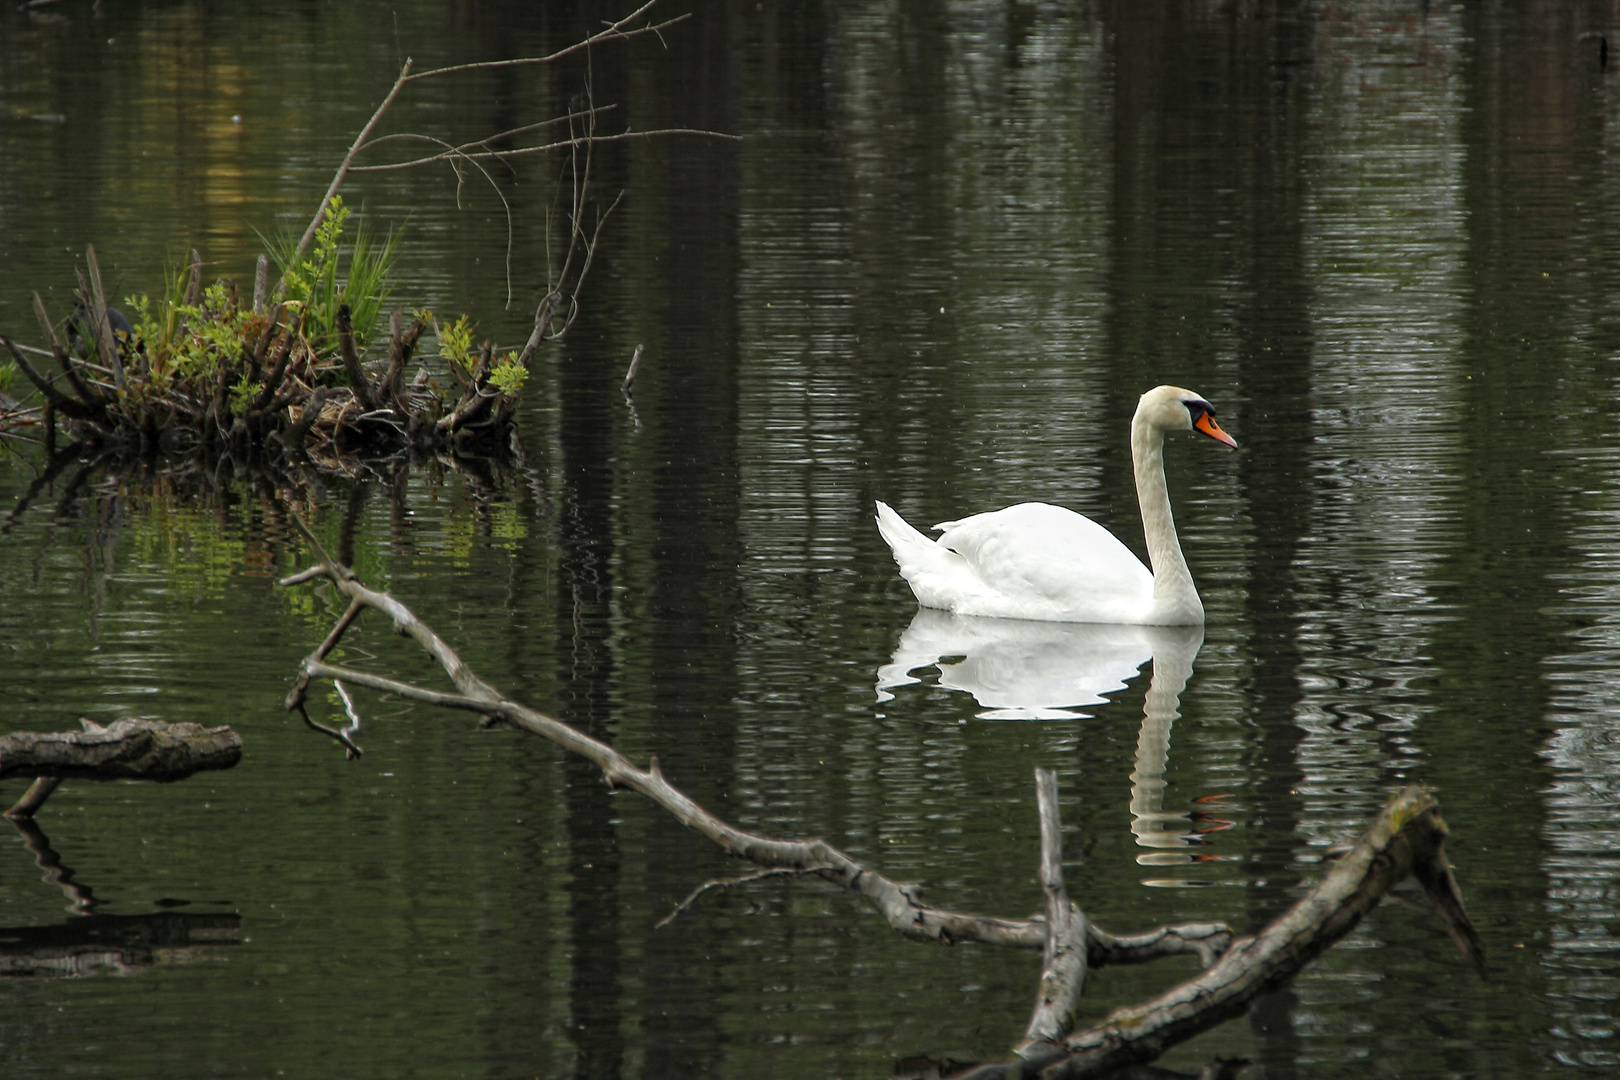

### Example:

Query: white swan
xmin=875 ymin=385 xmax=1236 ymax=625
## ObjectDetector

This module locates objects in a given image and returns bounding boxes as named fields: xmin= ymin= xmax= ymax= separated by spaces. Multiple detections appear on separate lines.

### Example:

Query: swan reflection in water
xmin=876 ymin=609 xmax=1232 ymax=882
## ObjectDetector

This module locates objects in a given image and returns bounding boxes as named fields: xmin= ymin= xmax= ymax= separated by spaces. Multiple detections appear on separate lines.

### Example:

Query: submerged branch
xmin=655 ymin=868 xmax=814 ymax=929
xmin=1016 ymin=769 xmax=1090 ymax=1056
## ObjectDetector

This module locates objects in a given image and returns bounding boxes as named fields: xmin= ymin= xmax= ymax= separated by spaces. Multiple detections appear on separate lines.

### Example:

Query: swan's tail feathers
xmin=875 ymin=501 xmax=961 ymax=610
xmin=875 ymin=501 xmax=933 ymax=558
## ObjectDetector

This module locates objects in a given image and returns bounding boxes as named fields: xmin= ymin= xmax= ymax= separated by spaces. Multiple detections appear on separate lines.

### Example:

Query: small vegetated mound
xmin=1 ymin=1 xmax=729 ymax=477
xmin=2 ymin=198 xmax=540 ymax=469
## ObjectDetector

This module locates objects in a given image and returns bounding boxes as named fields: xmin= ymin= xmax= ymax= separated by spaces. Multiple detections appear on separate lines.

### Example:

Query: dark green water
xmin=1 ymin=2 xmax=1618 ymax=1076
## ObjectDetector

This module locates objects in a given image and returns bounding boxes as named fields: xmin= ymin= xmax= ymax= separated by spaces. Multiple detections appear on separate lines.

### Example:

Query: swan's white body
xmin=875 ymin=385 xmax=1236 ymax=625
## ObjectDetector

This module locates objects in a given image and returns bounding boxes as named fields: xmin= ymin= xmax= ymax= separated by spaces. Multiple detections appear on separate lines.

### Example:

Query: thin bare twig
xmin=5 ymin=339 xmax=57 ymax=359
xmin=546 ymin=60 xmax=599 ymax=336
xmin=277 ymin=4 xmax=724 ymax=325
xmin=351 ymin=104 xmax=616 ymax=166
xmin=350 ymin=131 xmax=519 ymax=307
xmin=622 ymin=344 xmax=645 ymax=394
xmin=2 ymin=336 xmax=95 ymax=420
xmin=296 ymin=701 xmax=364 ymax=760
xmin=348 ymin=127 xmax=741 ymax=173
xmin=655 ymin=867 xmax=816 ymax=929
xmin=401 ymin=3 xmax=686 ymax=82
xmin=282 ymin=59 xmax=415 ymax=280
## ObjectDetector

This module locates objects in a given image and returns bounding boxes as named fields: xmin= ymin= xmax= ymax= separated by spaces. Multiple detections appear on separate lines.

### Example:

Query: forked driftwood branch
xmin=1 ymin=718 xmax=243 ymax=818
xmin=279 ymin=518 xmax=1480 ymax=1075
xmin=979 ymin=786 xmax=1484 ymax=1080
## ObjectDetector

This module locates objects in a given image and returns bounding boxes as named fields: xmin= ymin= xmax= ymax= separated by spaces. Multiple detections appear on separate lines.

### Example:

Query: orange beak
xmin=1194 ymin=412 xmax=1238 ymax=448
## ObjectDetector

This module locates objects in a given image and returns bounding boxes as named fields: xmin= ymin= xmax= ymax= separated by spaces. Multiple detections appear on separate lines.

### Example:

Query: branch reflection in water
xmin=875 ymin=611 xmax=1228 ymax=884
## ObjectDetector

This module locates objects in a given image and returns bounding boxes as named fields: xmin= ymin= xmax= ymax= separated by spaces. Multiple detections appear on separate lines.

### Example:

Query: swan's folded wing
xmin=933 ymin=503 xmax=1152 ymax=619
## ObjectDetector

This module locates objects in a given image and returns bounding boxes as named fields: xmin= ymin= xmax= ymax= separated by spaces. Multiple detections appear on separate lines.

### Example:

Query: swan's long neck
xmin=1131 ymin=414 xmax=1203 ymax=621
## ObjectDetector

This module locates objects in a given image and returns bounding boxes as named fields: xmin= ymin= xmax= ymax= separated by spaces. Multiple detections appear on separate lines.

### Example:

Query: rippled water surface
xmin=2 ymin=2 xmax=1619 ymax=1077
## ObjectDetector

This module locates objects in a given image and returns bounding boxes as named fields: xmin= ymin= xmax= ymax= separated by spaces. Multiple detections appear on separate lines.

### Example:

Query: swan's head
xmin=1136 ymin=385 xmax=1238 ymax=448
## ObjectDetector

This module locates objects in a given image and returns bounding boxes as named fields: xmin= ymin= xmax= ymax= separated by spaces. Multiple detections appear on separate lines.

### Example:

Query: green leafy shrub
xmin=489 ymin=353 xmax=527 ymax=394
xmin=434 ymin=314 xmax=477 ymax=377
xmin=265 ymin=196 xmax=399 ymax=349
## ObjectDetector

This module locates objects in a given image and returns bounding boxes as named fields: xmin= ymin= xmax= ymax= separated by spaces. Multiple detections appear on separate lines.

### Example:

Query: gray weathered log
xmin=1015 ymin=785 xmax=1482 ymax=1079
xmin=2 ymin=718 xmax=242 ymax=817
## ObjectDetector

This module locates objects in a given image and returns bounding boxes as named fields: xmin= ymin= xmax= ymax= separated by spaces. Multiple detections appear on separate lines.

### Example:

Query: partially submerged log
xmin=2 ymin=718 xmax=242 ymax=817
xmin=967 ymin=785 xmax=1482 ymax=1080
xmin=280 ymin=519 xmax=1480 ymax=1076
